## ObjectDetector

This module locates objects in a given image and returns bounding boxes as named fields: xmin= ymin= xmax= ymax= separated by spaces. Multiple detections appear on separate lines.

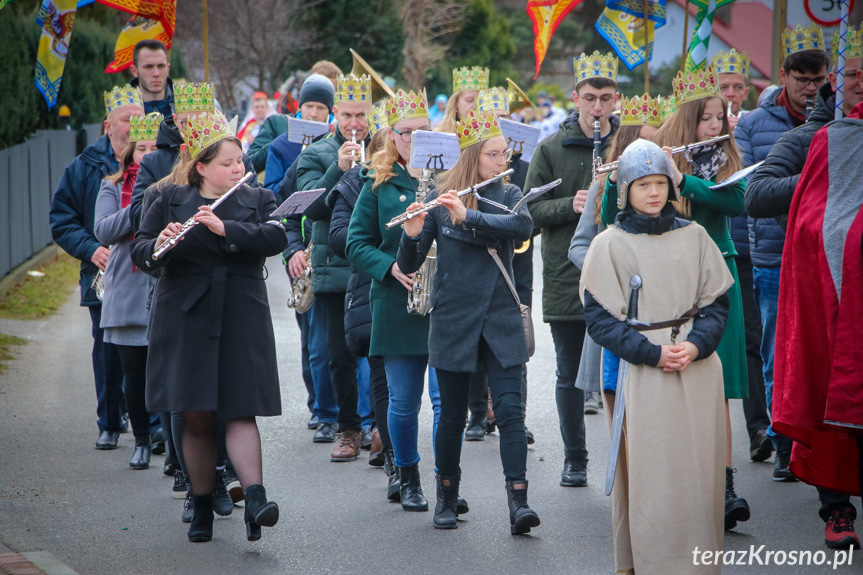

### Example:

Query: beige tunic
xmin=580 ymin=223 xmax=733 ymax=575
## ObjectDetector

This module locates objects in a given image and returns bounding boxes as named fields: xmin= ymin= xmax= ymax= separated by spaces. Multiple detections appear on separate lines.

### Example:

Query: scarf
xmin=689 ymin=143 xmax=727 ymax=182
xmin=776 ymin=87 xmax=807 ymax=127
xmin=121 ymin=162 xmax=139 ymax=272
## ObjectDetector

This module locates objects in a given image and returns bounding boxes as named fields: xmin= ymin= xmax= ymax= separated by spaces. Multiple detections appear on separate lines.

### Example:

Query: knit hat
xmin=299 ymin=74 xmax=335 ymax=112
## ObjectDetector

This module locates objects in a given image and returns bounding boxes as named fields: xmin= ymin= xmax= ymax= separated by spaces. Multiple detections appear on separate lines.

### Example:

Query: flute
xmin=594 ymin=134 xmax=731 ymax=175
xmin=152 ymin=172 xmax=254 ymax=260
xmin=385 ymin=169 xmax=514 ymax=230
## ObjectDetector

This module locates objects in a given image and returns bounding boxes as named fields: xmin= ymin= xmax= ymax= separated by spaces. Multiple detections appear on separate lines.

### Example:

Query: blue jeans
xmin=307 ymin=300 xmax=337 ymax=424
xmin=88 ymin=306 xmax=125 ymax=432
xmin=357 ymin=357 xmax=373 ymax=428
xmin=753 ymin=266 xmax=792 ymax=452
xmin=384 ymin=355 xmax=440 ymax=468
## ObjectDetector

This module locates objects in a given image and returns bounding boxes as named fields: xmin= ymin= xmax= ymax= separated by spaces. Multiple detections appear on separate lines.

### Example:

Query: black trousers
xmin=436 ymin=339 xmax=527 ymax=481
xmin=735 ymin=257 xmax=771 ymax=440
xmin=317 ymin=292 xmax=360 ymax=432
xmin=548 ymin=320 xmax=588 ymax=464
xmin=368 ymin=356 xmax=391 ymax=450
xmin=115 ymin=345 xmax=151 ymax=444
xmin=468 ymin=365 xmax=528 ymax=417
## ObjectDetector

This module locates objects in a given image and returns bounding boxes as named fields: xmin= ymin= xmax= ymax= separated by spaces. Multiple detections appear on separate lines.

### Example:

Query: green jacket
xmin=346 ymin=164 xmax=430 ymax=356
xmin=524 ymin=112 xmax=619 ymax=321
xmin=248 ymin=115 xmax=289 ymax=172
xmin=601 ymin=175 xmax=745 ymax=257
xmin=296 ymin=130 xmax=352 ymax=294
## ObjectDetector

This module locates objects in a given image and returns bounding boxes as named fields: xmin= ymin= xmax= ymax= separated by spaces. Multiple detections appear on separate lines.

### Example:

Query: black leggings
xmin=115 ymin=345 xmax=151 ymax=445
xmin=368 ymin=356 xmax=392 ymax=451
xmin=435 ymin=339 xmax=527 ymax=482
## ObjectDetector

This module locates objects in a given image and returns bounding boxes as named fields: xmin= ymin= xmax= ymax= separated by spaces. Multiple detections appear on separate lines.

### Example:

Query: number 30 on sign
xmin=805 ymin=0 xmax=856 ymax=28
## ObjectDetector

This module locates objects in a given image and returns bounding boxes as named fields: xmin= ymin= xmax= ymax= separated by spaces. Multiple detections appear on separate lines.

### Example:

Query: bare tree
xmin=401 ymin=0 xmax=468 ymax=90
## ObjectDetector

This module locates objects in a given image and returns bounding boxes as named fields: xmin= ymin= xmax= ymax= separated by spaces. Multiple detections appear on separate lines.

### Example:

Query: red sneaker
xmin=825 ymin=510 xmax=861 ymax=550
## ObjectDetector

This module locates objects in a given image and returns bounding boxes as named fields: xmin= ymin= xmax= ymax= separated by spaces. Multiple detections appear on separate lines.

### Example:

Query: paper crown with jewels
xmin=477 ymin=87 xmax=508 ymax=115
xmin=386 ymin=89 xmax=429 ymax=125
xmin=712 ymin=48 xmax=750 ymax=77
xmin=620 ymin=94 xmax=663 ymax=127
xmin=174 ymin=82 xmax=215 ymax=113
xmin=661 ymin=95 xmax=677 ymax=122
xmin=833 ymin=26 xmax=863 ymax=62
xmin=455 ymin=110 xmax=502 ymax=150
xmin=181 ymin=109 xmax=236 ymax=160
xmin=573 ymin=51 xmax=618 ymax=84
xmin=128 ymin=112 xmax=163 ymax=142
xmin=368 ymin=102 xmax=388 ymax=136
xmin=673 ymin=66 xmax=720 ymax=106
xmin=103 ymin=84 xmax=143 ymax=114
xmin=453 ymin=66 xmax=489 ymax=93
xmin=335 ymin=74 xmax=372 ymax=103
xmin=783 ymin=24 xmax=825 ymax=57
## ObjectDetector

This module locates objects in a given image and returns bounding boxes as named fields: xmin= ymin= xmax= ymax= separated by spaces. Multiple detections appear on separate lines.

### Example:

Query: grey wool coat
xmin=94 ymin=179 xmax=155 ymax=345
xmin=397 ymin=181 xmax=533 ymax=373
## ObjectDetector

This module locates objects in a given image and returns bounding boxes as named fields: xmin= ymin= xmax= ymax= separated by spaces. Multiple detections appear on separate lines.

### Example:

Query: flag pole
xmin=835 ymin=0 xmax=850 ymax=120
xmin=202 ymin=0 xmax=210 ymax=82
xmin=644 ymin=0 xmax=650 ymax=93
xmin=681 ymin=0 xmax=690 ymax=73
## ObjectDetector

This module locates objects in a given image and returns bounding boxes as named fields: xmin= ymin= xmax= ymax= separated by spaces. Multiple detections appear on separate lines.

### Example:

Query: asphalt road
xmin=0 ymin=248 xmax=860 ymax=574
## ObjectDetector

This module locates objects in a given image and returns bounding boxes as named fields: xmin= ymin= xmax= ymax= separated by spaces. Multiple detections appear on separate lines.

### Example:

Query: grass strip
xmin=0 ymin=253 xmax=80 ymax=320
xmin=0 ymin=332 xmax=27 ymax=372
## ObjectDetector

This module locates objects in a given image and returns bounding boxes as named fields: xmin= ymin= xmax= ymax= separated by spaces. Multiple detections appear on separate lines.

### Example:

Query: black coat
xmin=129 ymin=183 xmax=286 ymax=417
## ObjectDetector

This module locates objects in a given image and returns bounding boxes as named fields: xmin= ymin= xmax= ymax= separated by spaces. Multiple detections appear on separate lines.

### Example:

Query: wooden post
xmin=770 ymin=0 xmax=786 ymax=85
xmin=681 ymin=0 xmax=690 ymax=73
xmin=202 ymin=0 xmax=210 ymax=82
xmin=644 ymin=0 xmax=650 ymax=93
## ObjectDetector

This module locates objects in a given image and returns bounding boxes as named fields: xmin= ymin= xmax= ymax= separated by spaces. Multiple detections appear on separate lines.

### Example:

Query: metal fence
xmin=0 ymin=126 xmax=99 ymax=279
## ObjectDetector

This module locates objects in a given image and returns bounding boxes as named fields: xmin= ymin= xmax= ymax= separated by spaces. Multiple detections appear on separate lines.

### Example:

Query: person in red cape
xmin=772 ymin=94 xmax=863 ymax=504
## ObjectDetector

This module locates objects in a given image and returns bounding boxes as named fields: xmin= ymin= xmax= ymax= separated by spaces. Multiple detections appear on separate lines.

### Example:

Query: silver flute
xmin=152 ymin=172 xmax=254 ymax=260
xmin=385 ymin=169 xmax=514 ymax=230
xmin=594 ymin=134 xmax=731 ymax=175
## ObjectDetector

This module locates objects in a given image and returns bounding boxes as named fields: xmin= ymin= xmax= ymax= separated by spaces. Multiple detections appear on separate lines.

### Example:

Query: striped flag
xmin=527 ymin=0 xmax=585 ymax=79
xmin=96 ymin=0 xmax=175 ymax=37
xmin=35 ymin=0 xmax=79 ymax=109
xmin=105 ymin=14 xmax=172 ymax=73
xmin=684 ymin=0 xmax=736 ymax=72
xmin=595 ymin=0 xmax=667 ymax=71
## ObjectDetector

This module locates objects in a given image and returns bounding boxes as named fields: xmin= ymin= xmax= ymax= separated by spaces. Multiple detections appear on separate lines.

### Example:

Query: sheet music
xmin=498 ymin=119 xmax=541 ymax=163
xmin=513 ymin=178 xmax=563 ymax=212
xmin=409 ymin=130 xmax=461 ymax=171
xmin=287 ymin=117 xmax=331 ymax=146
xmin=270 ymin=188 xmax=328 ymax=218
xmin=709 ymin=161 xmax=764 ymax=190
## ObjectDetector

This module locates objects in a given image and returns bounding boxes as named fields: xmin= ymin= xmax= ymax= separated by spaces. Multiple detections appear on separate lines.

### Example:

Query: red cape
xmin=772 ymin=103 xmax=863 ymax=496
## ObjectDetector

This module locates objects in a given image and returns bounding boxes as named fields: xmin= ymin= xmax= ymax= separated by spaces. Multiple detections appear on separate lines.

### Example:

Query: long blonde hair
xmin=369 ymin=134 xmax=401 ymax=189
xmin=435 ymin=142 xmax=483 ymax=224
xmin=593 ymin=124 xmax=643 ymax=224
xmin=436 ymin=92 xmax=464 ymax=134
xmin=653 ymin=96 xmax=740 ymax=218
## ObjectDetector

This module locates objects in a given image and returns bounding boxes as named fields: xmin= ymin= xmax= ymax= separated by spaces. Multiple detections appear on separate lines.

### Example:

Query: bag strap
xmin=487 ymin=247 xmax=522 ymax=307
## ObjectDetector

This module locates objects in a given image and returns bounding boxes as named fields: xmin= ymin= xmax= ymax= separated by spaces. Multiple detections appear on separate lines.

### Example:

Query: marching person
xmin=346 ymin=89 xmax=441 ymax=510
xmin=397 ymin=110 xmax=539 ymax=534
xmin=93 ymin=111 xmax=160 ymax=469
xmin=437 ymin=67 xmax=488 ymax=132
xmin=129 ymin=39 xmax=174 ymax=116
xmin=581 ymin=138 xmax=732 ymax=574
xmin=130 ymin=109 xmax=285 ymax=543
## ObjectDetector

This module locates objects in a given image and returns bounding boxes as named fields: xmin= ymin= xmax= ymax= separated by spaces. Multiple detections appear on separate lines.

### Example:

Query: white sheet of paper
xmin=498 ymin=119 xmax=541 ymax=163
xmin=709 ymin=161 xmax=764 ymax=190
xmin=287 ymin=117 xmax=331 ymax=146
xmin=409 ymin=130 xmax=461 ymax=171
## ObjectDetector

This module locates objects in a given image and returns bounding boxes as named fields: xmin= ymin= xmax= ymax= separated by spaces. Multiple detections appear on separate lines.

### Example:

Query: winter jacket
xmin=735 ymin=87 xmax=794 ymax=269
xmin=248 ymin=114 xmax=288 ymax=172
xmin=263 ymin=133 xmax=303 ymax=191
xmin=745 ymin=82 xmax=836 ymax=230
xmin=524 ymin=112 xmax=619 ymax=321
xmin=49 ymin=134 xmax=118 ymax=306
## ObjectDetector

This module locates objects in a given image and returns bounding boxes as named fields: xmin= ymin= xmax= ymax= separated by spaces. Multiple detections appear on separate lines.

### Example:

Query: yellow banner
xmin=35 ymin=0 xmax=78 ymax=109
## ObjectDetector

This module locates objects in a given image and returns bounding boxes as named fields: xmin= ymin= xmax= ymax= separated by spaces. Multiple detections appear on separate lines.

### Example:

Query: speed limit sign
xmin=805 ymin=0 xmax=856 ymax=27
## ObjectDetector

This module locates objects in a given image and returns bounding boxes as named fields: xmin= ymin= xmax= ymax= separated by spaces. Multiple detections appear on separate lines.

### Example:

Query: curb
xmin=0 ymin=543 xmax=80 ymax=575
xmin=0 ymin=245 xmax=64 ymax=301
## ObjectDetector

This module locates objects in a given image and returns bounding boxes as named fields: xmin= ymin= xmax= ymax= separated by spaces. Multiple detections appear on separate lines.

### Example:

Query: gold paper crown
xmin=129 ymin=112 xmax=163 ymax=142
xmin=712 ymin=48 xmax=750 ymax=77
xmin=336 ymin=74 xmax=372 ymax=103
xmin=783 ymin=24 xmax=825 ymax=57
xmin=104 ymin=84 xmax=143 ymax=114
xmin=455 ymin=110 xmax=502 ymax=150
xmin=368 ymin=102 xmax=388 ymax=136
xmin=673 ymin=66 xmax=720 ymax=106
xmin=477 ymin=87 xmax=508 ymax=115
xmin=182 ymin=109 xmax=235 ymax=160
xmin=833 ymin=26 xmax=863 ymax=62
xmin=620 ymin=94 xmax=663 ymax=127
xmin=174 ymin=82 xmax=215 ymax=113
xmin=661 ymin=96 xmax=677 ymax=122
xmin=573 ymin=51 xmax=618 ymax=84
xmin=386 ymin=89 xmax=429 ymax=125
xmin=453 ymin=66 xmax=489 ymax=93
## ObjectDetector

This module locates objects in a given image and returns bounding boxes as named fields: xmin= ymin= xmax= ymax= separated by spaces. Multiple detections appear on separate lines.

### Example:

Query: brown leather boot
xmin=368 ymin=428 xmax=384 ymax=467
xmin=330 ymin=429 xmax=362 ymax=462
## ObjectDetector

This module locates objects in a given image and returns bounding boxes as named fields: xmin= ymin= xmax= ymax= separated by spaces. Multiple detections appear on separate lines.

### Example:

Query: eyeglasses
xmin=789 ymin=73 xmax=827 ymax=88
xmin=484 ymin=148 xmax=513 ymax=164
xmin=391 ymin=127 xmax=430 ymax=143
xmin=580 ymin=94 xmax=615 ymax=105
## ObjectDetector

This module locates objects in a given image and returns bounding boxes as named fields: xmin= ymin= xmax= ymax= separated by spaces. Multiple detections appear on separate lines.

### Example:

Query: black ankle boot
xmin=244 ymin=484 xmax=279 ymax=542
xmin=399 ymin=464 xmax=428 ymax=511
xmin=433 ymin=474 xmax=460 ymax=529
xmin=384 ymin=450 xmax=401 ymax=502
xmin=506 ymin=479 xmax=540 ymax=535
xmin=187 ymin=494 xmax=214 ymax=542
xmin=129 ymin=444 xmax=151 ymax=470
xmin=725 ymin=467 xmax=750 ymax=531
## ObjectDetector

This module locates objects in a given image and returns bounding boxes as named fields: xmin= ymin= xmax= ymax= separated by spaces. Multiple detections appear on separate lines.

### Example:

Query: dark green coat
xmin=248 ymin=114 xmax=288 ymax=172
xmin=524 ymin=113 xmax=619 ymax=322
xmin=345 ymin=164 xmax=430 ymax=356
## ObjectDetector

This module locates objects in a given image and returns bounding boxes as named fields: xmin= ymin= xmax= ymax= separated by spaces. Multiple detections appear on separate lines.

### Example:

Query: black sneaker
xmin=150 ymin=427 xmax=166 ymax=455
xmin=525 ymin=428 xmax=535 ymax=445
xmin=749 ymin=429 xmax=774 ymax=462
xmin=464 ymin=413 xmax=487 ymax=441
xmin=313 ymin=422 xmax=338 ymax=443
xmin=213 ymin=469 xmax=234 ymax=516
xmin=181 ymin=491 xmax=194 ymax=523
xmin=773 ymin=451 xmax=798 ymax=482
xmin=172 ymin=470 xmax=187 ymax=499
xmin=560 ymin=459 xmax=587 ymax=487
xmin=361 ymin=426 xmax=373 ymax=450
xmin=224 ymin=467 xmax=244 ymax=503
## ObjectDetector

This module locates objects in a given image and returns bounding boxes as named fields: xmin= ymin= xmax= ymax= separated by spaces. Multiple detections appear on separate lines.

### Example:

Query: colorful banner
xmin=0 ymin=0 xmax=17 ymax=11
xmin=596 ymin=1 xmax=666 ymax=71
xmin=35 ymin=0 xmax=92 ymax=27
xmin=105 ymin=14 xmax=171 ymax=73
xmin=527 ymin=0 xmax=584 ymax=79
xmin=684 ymin=0 xmax=736 ymax=72
xmin=35 ymin=0 xmax=78 ymax=109
xmin=95 ymin=0 xmax=175 ymax=37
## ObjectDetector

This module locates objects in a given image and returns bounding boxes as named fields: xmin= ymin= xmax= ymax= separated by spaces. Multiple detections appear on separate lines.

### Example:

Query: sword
xmin=605 ymin=274 xmax=642 ymax=496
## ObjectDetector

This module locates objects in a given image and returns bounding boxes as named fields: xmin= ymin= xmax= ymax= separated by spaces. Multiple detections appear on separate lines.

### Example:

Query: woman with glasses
xmin=397 ymin=110 xmax=539 ymax=535
xmin=346 ymin=90 xmax=441 ymax=512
